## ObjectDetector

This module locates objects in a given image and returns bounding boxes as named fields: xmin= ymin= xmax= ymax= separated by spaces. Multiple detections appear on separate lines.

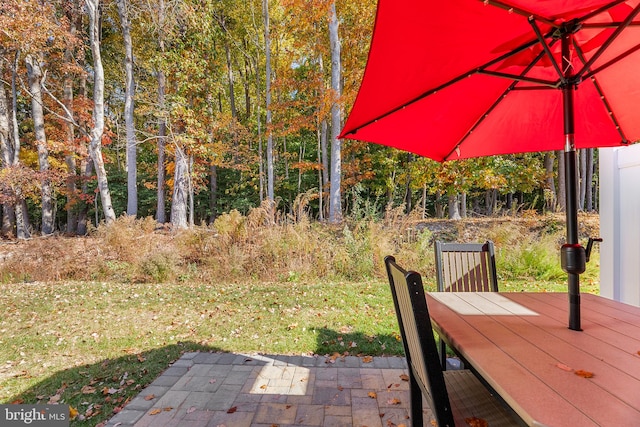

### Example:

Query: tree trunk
xmin=0 ymin=59 xmax=14 ymax=236
xmin=460 ymin=192 xmax=467 ymax=218
xmin=328 ymin=1 xmax=342 ymax=223
xmin=579 ymin=149 xmax=586 ymax=211
xmin=117 ymin=0 xmax=138 ymax=217
xmin=209 ymin=165 xmax=217 ymax=223
xmin=404 ymin=153 xmax=413 ymax=213
xmin=155 ymin=0 xmax=167 ymax=224
xmin=544 ymin=151 xmax=556 ymax=212
xmin=435 ymin=190 xmax=444 ymax=218
xmin=171 ymin=145 xmax=188 ymax=229
xmin=585 ymin=148 xmax=594 ymax=211
xmin=10 ymin=53 xmax=29 ymax=239
xmin=86 ymin=0 xmax=116 ymax=224
xmin=448 ymin=194 xmax=461 ymax=220
xmin=76 ymin=158 xmax=94 ymax=235
xmin=263 ymin=0 xmax=274 ymax=204
xmin=557 ymin=150 xmax=566 ymax=212
xmin=25 ymin=54 xmax=54 ymax=235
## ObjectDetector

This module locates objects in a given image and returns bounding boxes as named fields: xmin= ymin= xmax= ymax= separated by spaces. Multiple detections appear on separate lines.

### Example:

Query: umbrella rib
xmin=480 ymin=0 xmax=557 ymax=28
xmin=341 ymin=34 xmax=547 ymax=138
xmin=577 ymin=0 xmax=627 ymax=24
xmin=573 ymin=42 xmax=630 ymax=144
xmin=582 ymin=43 xmax=640 ymax=79
xmin=529 ymin=17 xmax=566 ymax=83
xmin=477 ymin=70 xmax=557 ymax=87
xmin=576 ymin=3 xmax=640 ymax=80
xmin=444 ymin=44 xmax=554 ymax=160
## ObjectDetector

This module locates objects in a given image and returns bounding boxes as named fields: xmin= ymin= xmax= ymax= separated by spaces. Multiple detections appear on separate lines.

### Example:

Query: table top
xmin=425 ymin=292 xmax=640 ymax=427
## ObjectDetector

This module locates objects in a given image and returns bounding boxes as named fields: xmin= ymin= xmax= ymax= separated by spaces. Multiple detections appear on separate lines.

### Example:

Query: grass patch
xmin=0 ymin=275 xmax=599 ymax=425
xmin=0 ymin=211 xmax=603 ymax=425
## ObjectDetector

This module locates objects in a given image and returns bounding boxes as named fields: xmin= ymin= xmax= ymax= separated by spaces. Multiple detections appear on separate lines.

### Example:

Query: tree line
xmin=0 ymin=0 xmax=598 ymax=238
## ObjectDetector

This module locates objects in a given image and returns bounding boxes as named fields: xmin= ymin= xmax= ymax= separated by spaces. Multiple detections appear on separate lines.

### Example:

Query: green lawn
xmin=0 ymin=277 xmax=598 ymax=425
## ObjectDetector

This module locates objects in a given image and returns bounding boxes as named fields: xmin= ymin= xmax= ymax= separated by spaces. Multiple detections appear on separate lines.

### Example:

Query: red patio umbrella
xmin=340 ymin=0 xmax=640 ymax=330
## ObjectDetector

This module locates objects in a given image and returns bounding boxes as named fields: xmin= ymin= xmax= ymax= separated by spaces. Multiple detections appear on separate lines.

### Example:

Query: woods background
xmin=0 ymin=0 xmax=599 ymax=238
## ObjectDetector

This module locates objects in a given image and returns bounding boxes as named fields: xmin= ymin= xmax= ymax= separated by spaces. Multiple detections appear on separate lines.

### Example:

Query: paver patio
xmin=103 ymin=352 xmax=421 ymax=427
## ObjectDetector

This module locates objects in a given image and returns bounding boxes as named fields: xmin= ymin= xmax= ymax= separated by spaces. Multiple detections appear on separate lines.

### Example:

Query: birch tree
xmin=328 ymin=0 xmax=342 ymax=223
xmin=86 ymin=0 xmax=116 ymax=223
xmin=263 ymin=0 xmax=274 ymax=204
xmin=25 ymin=53 xmax=54 ymax=235
xmin=116 ymin=0 xmax=138 ymax=216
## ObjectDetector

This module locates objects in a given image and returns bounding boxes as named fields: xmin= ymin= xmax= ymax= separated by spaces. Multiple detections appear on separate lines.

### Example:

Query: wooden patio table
xmin=426 ymin=292 xmax=640 ymax=427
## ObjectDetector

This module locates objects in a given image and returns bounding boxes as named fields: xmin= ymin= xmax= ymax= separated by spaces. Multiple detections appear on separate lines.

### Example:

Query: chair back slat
xmin=385 ymin=256 xmax=455 ymax=426
xmin=436 ymin=241 xmax=498 ymax=292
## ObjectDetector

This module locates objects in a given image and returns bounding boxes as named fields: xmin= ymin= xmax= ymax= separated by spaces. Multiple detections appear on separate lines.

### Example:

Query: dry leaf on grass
xmin=465 ymin=416 xmax=488 ymax=427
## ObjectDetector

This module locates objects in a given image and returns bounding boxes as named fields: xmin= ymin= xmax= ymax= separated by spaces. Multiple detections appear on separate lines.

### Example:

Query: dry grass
xmin=0 ymin=208 xmax=600 ymax=286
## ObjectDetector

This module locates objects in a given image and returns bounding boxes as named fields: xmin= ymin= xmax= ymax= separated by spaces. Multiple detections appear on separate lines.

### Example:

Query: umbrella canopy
xmin=341 ymin=0 xmax=640 ymax=330
xmin=341 ymin=0 xmax=640 ymax=160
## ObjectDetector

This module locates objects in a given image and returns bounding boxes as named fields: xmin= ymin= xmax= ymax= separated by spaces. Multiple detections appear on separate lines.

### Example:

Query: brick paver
xmin=103 ymin=353 xmax=420 ymax=427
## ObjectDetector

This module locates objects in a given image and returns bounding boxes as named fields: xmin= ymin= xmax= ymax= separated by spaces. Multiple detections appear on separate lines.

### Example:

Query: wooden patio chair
xmin=384 ymin=256 xmax=520 ymax=427
xmin=435 ymin=240 xmax=498 ymax=368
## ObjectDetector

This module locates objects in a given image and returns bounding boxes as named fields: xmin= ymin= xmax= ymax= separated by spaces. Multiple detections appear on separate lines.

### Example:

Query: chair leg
xmin=439 ymin=339 xmax=447 ymax=371
xmin=409 ymin=372 xmax=423 ymax=426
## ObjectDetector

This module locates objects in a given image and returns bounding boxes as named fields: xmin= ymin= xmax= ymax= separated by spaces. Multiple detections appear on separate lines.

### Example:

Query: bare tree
xmin=25 ymin=54 xmax=54 ymax=235
xmin=263 ymin=0 xmax=274 ymax=204
xmin=328 ymin=1 xmax=342 ymax=223
xmin=86 ymin=0 xmax=116 ymax=223
xmin=116 ymin=0 xmax=138 ymax=216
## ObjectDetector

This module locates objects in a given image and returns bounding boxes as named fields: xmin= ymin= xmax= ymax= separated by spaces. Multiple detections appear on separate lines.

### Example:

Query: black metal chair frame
xmin=385 ymin=255 xmax=455 ymax=426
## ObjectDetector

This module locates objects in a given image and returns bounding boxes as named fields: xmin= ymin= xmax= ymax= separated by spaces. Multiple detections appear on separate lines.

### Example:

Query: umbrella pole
xmin=564 ymin=144 xmax=582 ymax=331
xmin=562 ymin=34 xmax=583 ymax=331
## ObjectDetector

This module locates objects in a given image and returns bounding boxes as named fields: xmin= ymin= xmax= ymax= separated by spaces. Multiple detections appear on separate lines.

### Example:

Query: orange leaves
xmin=556 ymin=363 xmax=594 ymax=378
xmin=574 ymin=370 xmax=594 ymax=379
xmin=149 ymin=407 xmax=173 ymax=415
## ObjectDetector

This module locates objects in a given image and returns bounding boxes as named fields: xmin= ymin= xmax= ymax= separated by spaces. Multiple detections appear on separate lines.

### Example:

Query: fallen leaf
xmin=387 ymin=397 xmax=401 ymax=405
xmin=186 ymin=407 xmax=197 ymax=414
xmin=69 ymin=406 xmax=79 ymax=420
xmin=149 ymin=409 xmax=162 ymax=415
xmin=556 ymin=363 xmax=573 ymax=372
xmin=144 ymin=394 xmax=155 ymax=401
xmin=81 ymin=385 xmax=97 ymax=394
xmin=209 ymin=378 xmax=217 ymax=384
xmin=163 ymin=407 xmax=173 ymax=412
xmin=465 ymin=417 xmax=488 ymax=427
xmin=575 ymin=369 xmax=594 ymax=378
xmin=399 ymin=374 xmax=409 ymax=381
xmin=260 ymin=384 xmax=267 ymax=389
xmin=137 ymin=354 xmax=146 ymax=362
xmin=362 ymin=356 xmax=374 ymax=363
xmin=337 ymin=385 xmax=344 ymax=391
xmin=11 ymin=399 xmax=24 ymax=404
xmin=368 ymin=392 xmax=377 ymax=399
xmin=227 ymin=406 xmax=237 ymax=414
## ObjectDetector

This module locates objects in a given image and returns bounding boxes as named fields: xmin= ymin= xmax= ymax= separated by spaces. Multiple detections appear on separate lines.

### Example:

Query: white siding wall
xmin=599 ymin=145 xmax=640 ymax=306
